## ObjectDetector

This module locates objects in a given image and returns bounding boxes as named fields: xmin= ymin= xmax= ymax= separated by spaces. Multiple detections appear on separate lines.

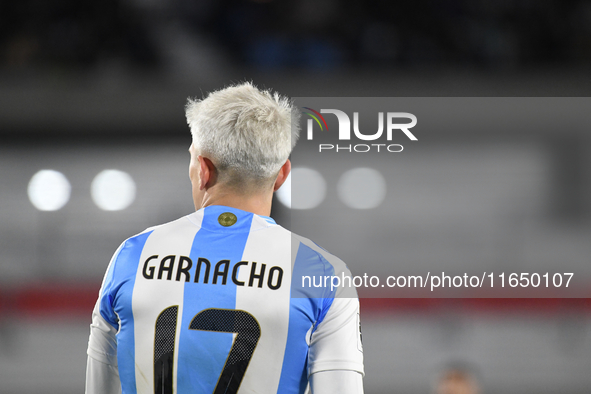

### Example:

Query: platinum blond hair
xmin=186 ymin=82 xmax=300 ymax=183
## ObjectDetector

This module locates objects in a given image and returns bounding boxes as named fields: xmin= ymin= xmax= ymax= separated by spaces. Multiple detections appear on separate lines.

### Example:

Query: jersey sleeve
xmin=87 ymin=298 xmax=119 ymax=365
xmin=96 ymin=241 xmax=127 ymax=329
xmin=307 ymin=295 xmax=365 ymax=376
xmin=295 ymin=237 xmax=365 ymax=377
xmin=86 ymin=299 xmax=121 ymax=394
xmin=86 ymin=242 xmax=126 ymax=393
xmin=309 ymin=370 xmax=364 ymax=394
xmin=86 ymin=356 xmax=122 ymax=394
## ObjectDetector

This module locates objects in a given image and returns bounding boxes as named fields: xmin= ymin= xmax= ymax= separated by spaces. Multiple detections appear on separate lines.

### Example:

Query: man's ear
xmin=273 ymin=159 xmax=291 ymax=191
xmin=198 ymin=156 xmax=217 ymax=190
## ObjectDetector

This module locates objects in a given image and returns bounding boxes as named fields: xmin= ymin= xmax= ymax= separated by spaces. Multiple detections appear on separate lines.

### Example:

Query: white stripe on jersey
xmin=131 ymin=212 xmax=203 ymax=393
xmin=234 ymin=216 xmax=292 ymax=393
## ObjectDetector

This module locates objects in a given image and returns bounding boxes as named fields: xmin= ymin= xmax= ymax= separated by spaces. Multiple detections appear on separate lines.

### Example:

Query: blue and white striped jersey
xmin=87 ymin=205 xmax=363 ymax=394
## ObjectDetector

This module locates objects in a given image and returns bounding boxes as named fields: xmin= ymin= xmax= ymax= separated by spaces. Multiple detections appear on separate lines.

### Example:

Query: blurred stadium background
xmin=1 ymin=0 xmax=591 ymax=393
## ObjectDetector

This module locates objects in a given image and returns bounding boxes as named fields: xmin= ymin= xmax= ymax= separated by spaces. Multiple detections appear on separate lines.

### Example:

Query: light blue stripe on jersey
xmin=277 ymin=243 xmax=336 ymax=393
xmin=99 ymin=230 xmax=153 ymax=394
xmin=176 ymin=206 xmax=253 ymax=393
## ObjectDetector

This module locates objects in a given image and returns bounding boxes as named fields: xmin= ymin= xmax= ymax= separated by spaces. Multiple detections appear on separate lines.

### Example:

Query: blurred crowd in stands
xmin=1 ymin=0 xmax=591 ymax=73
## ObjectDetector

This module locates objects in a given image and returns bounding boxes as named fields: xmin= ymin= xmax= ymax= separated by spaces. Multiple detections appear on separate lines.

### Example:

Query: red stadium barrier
xmin=359 ymin=297 xmax=591 ymax=316
xmin=0 ymin=282 xmax=590 ymax=319
xmin=0 ymin=282 xmax=100 ymax=319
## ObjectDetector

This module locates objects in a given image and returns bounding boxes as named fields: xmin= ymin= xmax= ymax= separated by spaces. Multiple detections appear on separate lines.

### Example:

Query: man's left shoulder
xmin=294 ymin=233 xmax=341 ymax=260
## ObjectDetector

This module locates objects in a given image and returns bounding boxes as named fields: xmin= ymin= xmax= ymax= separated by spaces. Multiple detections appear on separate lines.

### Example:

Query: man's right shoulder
xmin=110 ymin=214 xmax=198 ymax=260
xmin=126 ymin=214 xmax=199 ymax=243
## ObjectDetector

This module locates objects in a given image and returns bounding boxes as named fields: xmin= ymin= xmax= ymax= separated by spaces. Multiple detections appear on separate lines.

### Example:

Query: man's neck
xmin=197 ymin=189 xmax=273 ymax=217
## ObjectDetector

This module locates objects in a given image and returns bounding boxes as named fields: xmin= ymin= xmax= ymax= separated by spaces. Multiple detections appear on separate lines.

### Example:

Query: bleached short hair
xmin=186 ymin=82 xmax=300 ymax=185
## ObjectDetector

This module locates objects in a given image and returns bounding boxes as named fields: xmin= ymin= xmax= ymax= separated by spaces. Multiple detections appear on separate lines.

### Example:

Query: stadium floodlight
xmin=91 ymin=169 xmax=136 ymax=211
xmin=28 ymin=169 xmax=71 ymax=211
xmin=338 ymin=167 xmax=386 ymax=209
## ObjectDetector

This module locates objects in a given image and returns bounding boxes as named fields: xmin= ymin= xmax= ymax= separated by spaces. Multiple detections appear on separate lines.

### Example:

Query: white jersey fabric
xmin=86 ymin=205 xmax=364 ymax=394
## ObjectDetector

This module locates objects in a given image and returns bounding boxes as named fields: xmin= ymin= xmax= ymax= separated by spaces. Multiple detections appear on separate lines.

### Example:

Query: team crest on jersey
xmin=218 ymin=212 xmax=238 ymax=227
